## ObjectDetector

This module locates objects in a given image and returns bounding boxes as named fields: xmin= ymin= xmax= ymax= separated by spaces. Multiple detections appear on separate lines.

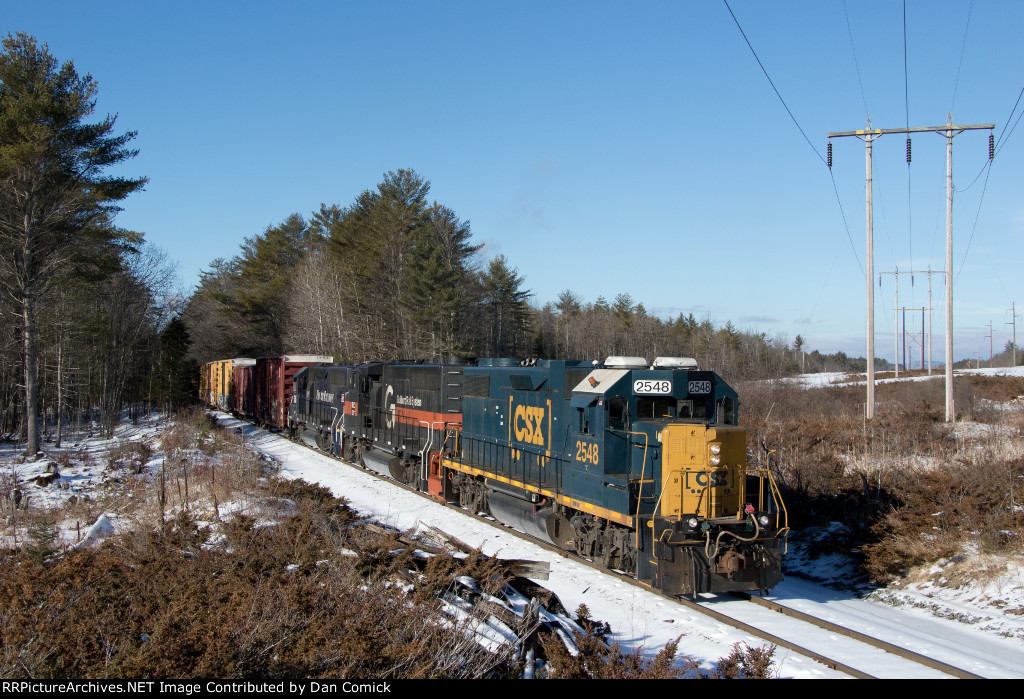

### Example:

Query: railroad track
xmin=680 ymin=593 xmax=983 ymax=679
xmin=234 ymin=415 xmax=988 ymax=679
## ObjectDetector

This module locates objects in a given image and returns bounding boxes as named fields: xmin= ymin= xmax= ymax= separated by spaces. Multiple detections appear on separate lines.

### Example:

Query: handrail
xmin=328 ymin=406 xmax=340 ymax=446
xmin=417 ymin=420 xmax=448 ymax=483
xmin=447 ymin=431 xmax=565 ymax=493
xmin=624 ymin=430 xmax=650 ymax=550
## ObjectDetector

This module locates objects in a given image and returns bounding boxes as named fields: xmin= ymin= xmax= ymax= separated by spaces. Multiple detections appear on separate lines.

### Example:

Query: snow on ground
xmin=781 ymin=523 xmax=1024 ymax=676
xmin=778 ymin=365 xmax=1024 ymax=389
xmin=0 ymin=415 xmax=168 ymax=547
xmin=221 ymin=415 xmax=847 ymax=678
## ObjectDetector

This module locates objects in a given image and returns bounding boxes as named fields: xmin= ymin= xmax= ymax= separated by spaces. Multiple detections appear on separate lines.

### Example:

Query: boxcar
xmin=254 ymin=354 xmax=333 ymax=429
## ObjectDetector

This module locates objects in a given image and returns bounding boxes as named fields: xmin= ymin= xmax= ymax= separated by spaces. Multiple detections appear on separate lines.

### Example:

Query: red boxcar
xmin=254 ymin=354 xmax=333 ymax=429
xmin=231 ymin=359 xmax=257 ymax=418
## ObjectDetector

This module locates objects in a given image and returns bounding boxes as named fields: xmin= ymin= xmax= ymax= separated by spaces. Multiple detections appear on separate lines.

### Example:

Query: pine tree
xmin=480 ymin=255 xmax=531 ymax=357
xmin=0 ymin=33 xmax=146 ymax=454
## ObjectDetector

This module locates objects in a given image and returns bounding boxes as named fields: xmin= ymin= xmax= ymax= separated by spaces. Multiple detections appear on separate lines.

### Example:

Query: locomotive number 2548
xmin=575 ymin=441 xmax=599 ymax=465
xmin=633 ymin=379 xmax=672 ymax=394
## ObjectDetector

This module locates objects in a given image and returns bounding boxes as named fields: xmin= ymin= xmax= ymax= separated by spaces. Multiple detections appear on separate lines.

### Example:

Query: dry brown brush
xmin=0 ymin=476 xmax=522 ymax=679
xmin=539 ymin=623 xmax=777 ymax=679
xmin=739 ymin=375 xmax=1024 ymax=584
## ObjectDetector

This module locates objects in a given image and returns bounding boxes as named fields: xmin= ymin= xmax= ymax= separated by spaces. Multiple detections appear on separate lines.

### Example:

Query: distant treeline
xmin=953 ymin=341 xmax=1020 ymax=370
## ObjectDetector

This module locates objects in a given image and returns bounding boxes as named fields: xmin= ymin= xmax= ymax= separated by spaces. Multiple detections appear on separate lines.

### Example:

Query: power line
xmin=843 ymin=0 xmax=870 ymax=117
xmin=903 ymin=1 xmax=910 ymax=133
xmin=829 ymin=170 xmax=865 ymax=276
xmin=958 ymin=159 xmax=992 ymax=192
xmin=806 ymin=236 xmax=848 ymax=325
xmin=956 ymin=159 xmax=992 ymax=283
xmin=722 ymin=0 xmax=825 ymax=165
xmin=994 ymin=83 xmax=1024 ymax=153
xmin=995 ymin=103 xmax=1024 ymax=157
xmin=722 ymin=0 xmax=863 ymax=280
xmin=903 ymin=1 xmax=914 ymax=298
xmin=949 ymin=0 xmax=974 ymax=113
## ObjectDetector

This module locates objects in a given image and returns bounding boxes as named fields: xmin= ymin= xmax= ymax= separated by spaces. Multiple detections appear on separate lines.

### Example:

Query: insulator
xmin=827 ymin=141 xmax=832 ymax=169
xmin=906 ymin=138 xmax=911 ymax=163
xmin=990 ymin=133 xmax=995 ymax=160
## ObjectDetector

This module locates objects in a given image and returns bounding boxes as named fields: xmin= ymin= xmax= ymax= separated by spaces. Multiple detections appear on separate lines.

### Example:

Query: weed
xmin=538 ymin=624 xmax=777 ymax=679
xmin=714 ymin=642 xmax=778 ymax=679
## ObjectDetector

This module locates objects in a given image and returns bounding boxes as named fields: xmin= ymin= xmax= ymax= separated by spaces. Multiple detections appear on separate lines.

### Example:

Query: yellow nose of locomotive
xmin=660 ymin=425 xmax=746 ymax=519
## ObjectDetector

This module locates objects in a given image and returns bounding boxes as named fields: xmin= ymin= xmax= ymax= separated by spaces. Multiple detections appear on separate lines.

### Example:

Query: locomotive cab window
xmin=677 ymin=399 xmax=708 ymax=420
xmin=637 ymin=397 xmax=675 ymax=419
xmin=715 ymin=397 xmax=737 ymax=425
xmin=607 ymin=395 xmax=629 ymax=430
xmin=570 ymin=395 xmax=596 ymax=434
xmin=577 ymin=408 xmax=590 ymax=434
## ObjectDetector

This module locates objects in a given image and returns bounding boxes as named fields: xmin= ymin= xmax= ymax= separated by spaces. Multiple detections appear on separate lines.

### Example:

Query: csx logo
xmin=687 ymin=470 xmax=731 ymax=488
xmin=514 ymin=405 xmax=545 ymax=445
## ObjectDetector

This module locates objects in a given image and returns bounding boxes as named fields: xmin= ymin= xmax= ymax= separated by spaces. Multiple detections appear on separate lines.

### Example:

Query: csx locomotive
xmin=204 ymin=355 xmax=788 ymax=595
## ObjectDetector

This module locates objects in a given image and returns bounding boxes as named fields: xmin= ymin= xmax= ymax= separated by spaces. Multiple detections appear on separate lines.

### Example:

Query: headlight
xmin=758 ymin=515 xmax=770 ymax=527
xmin=709 ymin=443 xmax=721 ymax=454
xmin=710 ymin=454 xmax=721 ymax=465
xmin=687 ymin=517 xmax=699 ymax=528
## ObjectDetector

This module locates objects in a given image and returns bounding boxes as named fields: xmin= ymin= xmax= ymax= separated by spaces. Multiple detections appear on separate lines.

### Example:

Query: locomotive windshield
xmin=636 ymin=397 xmax=676 ymax=419
xmin=678 ymin=398 xmax=708 ymax=420
xmin=635 ymin=397 xmax=711 ymax=421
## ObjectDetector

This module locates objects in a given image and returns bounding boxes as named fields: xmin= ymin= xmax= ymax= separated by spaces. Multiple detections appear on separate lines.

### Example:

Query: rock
xmin=35 ymin=473 xmax=60 ymax=487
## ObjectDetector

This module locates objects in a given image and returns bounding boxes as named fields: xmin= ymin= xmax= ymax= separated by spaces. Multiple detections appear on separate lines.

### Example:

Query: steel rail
xmin=731 ymin=591 xmax=983 ymax=679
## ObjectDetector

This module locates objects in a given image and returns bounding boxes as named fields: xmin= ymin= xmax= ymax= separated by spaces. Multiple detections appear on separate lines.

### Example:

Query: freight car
xmin=200 ymin=358 xmax=253 ymax=412
xmin=231 ymin=359 xmax=256 ymax=418
xmin=282 ymin=355 xmax=787 ymax=596
xmin=252 ymin=354 xmax=333 ymax=429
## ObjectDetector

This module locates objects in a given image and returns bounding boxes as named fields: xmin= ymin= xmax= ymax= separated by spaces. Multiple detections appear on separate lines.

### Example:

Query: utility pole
xmin=828 ymin=116 xmax=993 ymax=423
xmin=986 ymin=321 xmax=994 ymax=368
xmin=1008 ymin=303 xmax=1020 ymax=367
xmin=902 ymin=307 xmax=907 ymax=372
xmin=882 ymin=269 xmax=941 ymax=375
xmin=886 ymin=266 xmax=899 ymax=377
xmin=896 ymin=307 xmax=926 ymax=371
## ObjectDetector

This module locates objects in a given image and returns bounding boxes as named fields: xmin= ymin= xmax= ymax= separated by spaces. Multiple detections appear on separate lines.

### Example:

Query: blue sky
xmin=6 ymin=1 xmax=1024 ymax=364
